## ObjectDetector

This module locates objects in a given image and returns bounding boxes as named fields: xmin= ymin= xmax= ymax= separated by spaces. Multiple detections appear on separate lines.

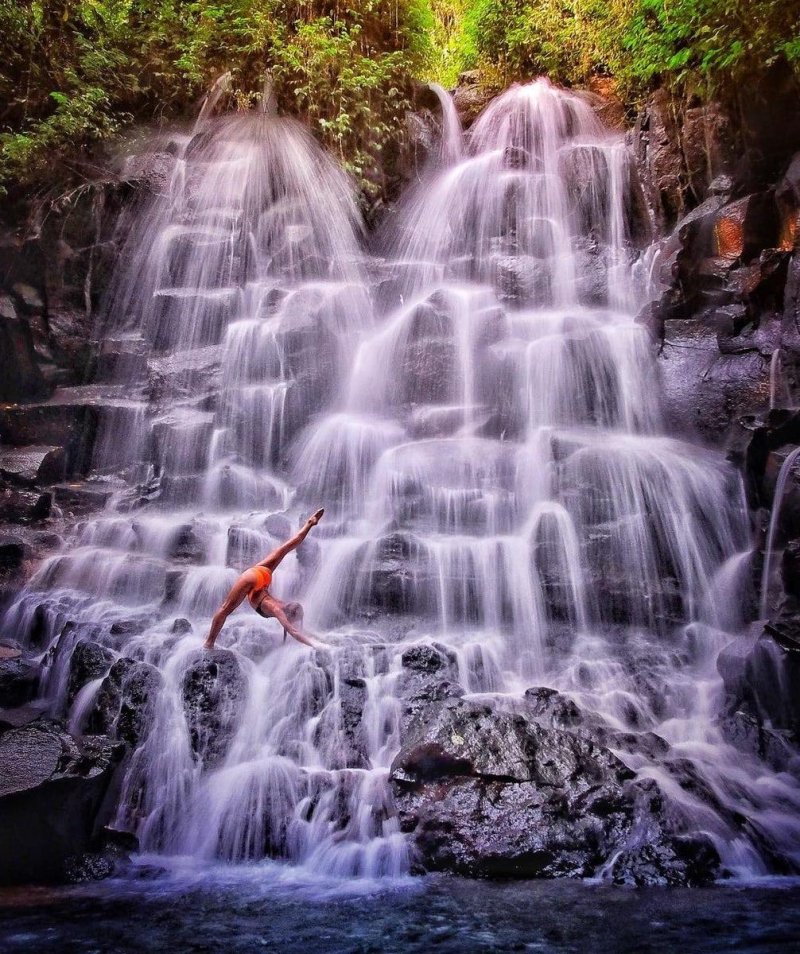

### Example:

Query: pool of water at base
xmin=1 ymin=860 xmax=800 ymax=954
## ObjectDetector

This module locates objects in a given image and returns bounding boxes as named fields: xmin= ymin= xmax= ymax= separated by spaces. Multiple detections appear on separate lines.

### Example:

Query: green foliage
xmin=419 ymin=0 xmax=471 ymax=87
xmin=2 ymin=0 xmax=799 ymax=194
xmin=454 ymin=0 xmax=800 ymax=97
xmin=622 ymin=1 xmax=800 ymax=93
xmin=0 ymin=0 xmax=431 ymax=194
xmin=460 ymin=0 xmax=632 ymax=86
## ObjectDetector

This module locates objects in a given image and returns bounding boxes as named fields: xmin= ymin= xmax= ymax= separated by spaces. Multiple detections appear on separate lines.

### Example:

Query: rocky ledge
xmin=0 ymin=720 xmax=126 ymax=884
xmin=389 ymin=645 xmax=718 ymax=886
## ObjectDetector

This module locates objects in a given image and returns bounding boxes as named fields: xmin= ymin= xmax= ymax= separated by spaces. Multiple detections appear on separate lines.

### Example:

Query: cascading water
xmin=5 ymin=79 xmax=800 ymax=880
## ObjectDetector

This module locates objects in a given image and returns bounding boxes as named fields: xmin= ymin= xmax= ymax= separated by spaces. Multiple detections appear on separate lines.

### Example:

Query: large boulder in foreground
xmin=390 ymin=695 xmax=719 ymax=886
xmin=0 ymin=721 xmax=124 ymax=884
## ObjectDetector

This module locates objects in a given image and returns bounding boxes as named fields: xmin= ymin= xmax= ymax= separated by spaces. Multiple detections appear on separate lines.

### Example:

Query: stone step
xmin=52 ymin=480 xmax=119 ymax=513
xmin=0 ymin=386 xmax=145 ymax=474
xmin=95 ymin=337 xmax=149 ymax=383
xmin=0 ymin=445 xmax=65 ymax=485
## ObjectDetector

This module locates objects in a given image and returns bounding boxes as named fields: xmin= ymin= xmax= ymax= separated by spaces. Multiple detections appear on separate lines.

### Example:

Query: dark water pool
xmin=1 ymin=860 xmax=799 ymax=953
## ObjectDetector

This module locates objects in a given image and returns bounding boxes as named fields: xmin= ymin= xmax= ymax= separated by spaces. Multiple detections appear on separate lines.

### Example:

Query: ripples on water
xmin=2 ymin=864 xmax=800 ymax=953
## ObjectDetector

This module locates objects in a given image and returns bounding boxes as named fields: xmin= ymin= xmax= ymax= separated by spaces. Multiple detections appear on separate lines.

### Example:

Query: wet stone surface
xmin=180 ymin=648 xmax=247 ymax=768
xmin=390 ymin=695 xmax=719 ymax=885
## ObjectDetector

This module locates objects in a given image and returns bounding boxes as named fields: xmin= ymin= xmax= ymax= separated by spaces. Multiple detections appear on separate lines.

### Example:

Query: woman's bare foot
xmin=308 ymin=507 xmax=324 ymax=526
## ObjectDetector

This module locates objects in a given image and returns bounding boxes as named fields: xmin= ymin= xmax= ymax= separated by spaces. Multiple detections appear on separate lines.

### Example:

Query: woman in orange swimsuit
xmin=203 ymin=508 xmax=324 ymax=650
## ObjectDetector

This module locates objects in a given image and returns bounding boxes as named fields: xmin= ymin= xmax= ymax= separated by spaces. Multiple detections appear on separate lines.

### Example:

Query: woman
xmin=203 ymin=508 xmax=324 ymax=649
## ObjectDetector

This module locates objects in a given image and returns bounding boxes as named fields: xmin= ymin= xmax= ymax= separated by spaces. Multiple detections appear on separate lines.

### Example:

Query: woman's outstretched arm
xmin=259 ymin=508 xmax=324 ymax=571
xmin=269 ymin=602 xmax=317 ymax=647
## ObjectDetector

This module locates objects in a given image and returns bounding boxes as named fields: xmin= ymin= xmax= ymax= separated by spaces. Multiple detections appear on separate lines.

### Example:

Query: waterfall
xmin=769 ymin=347 xmax=783 ymax=410
xmin=759 ymin=445 xmax=800 ymax=618
xmin=5 ymin=78 xmax=800 ymax=880
xmin=429 ymin=82 xmax=464 ymax=167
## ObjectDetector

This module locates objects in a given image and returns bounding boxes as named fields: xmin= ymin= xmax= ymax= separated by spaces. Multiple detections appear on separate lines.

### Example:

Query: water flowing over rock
xmin=3 ymin=79 xmax=800 ymax=884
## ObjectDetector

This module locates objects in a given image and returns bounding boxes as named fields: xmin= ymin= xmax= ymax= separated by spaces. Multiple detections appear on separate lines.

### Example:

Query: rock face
xmin=67 ymin=639 xmax=116 ymax=706
xmin=390 ymin=693 xmax=719 ymax=886
xmin=0 ymin=720 xmax=125 ymax=884
xmin=88 ymin=657 xmax=163 ymax=745
xmin=643 ymin=176 xmax=796 ymax=444
xmin=180 ymin=649 xmax=247 ymax=767
xmin=0 ymin=651 xmax=39 ymax=707
xmin=633 ymin=68 xmax=800 ymax=231
xmin=453 ymin=72 xmax=498 ymax=128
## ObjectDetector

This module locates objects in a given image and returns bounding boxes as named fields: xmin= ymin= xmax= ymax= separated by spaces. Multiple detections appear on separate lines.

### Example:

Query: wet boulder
xmin=263 ymin=513 xmax=292 ymax=539
xmin=0 ymin=648 xmax=39 ymax=707
xmin=742 ymin=619 xmax=800 ymax=735
xmin=659 ymin=316 xmax=770 ymax=441
xmin=720 ymin=706 xmax=798 ymax=772
xmin=573 ymin=243 xmax=610 ymax=306
xmin=390 ymin=697 xmax=718 ymax=884
xmin=396 ymin=642 xmax=464 ymax=735
xmin=168 ymin=522 xmax=208 ymax=563
xmin=608 ymin=780 xmax=721 ymax=887
xmin=88 ymin=657 xmax=163 ymax=746
xmin=401 ymin=642 xmax=457 ymax=675
xmin=400 ymin=338 xmax=459 ymax=404
xmin=0 ymin=721 xmax=124 ymax=884
xmin=151 ymin=411 xmax=215 ymax=476
xmin=95 ymin=336 xmax=149 ymax=384
xmin=523 ymin=686 xmax=585 ymax=730
xmin=122 ymin=149 xmax=180 ymax=194
xmin=0 ymin=535 xmax=30 ymax=571
xmin=0 ymin=488 xmax=53 ymax=522
xmin=716 ymin=633 xmax=754 ymax=702
xmin=67 ymin=639 xmax=116 ymax=707
xmin=341 ymin=533 xmax=421 ymax=617
xmin=314 ymin=675 xmax=370 ymax=770
xmin=0 ymin=445 xmax=65 ymax=486
xmin=493 ymin=255 xmax=550 ymax=307
xmin=180 ymin=648 xmax=247 ymax=768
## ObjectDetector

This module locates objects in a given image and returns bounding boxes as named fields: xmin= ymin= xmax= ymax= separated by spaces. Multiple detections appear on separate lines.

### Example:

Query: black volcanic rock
xmin=67 ymin=639 xmax=116 ymax=707
xmin=390 ymin=696 xmax=719 ymax=885
xmin=180 ymin=648 xmax=247 ymax=768
xmin=396 ymin=641 xmax=463 ymax=735
xmin=89 ymin=657 xmax=163 ymax=746
xmin=0 ymin=721 xmax=124 ymax=884
xmin=0 ymin=652 xmax=39 ymax=707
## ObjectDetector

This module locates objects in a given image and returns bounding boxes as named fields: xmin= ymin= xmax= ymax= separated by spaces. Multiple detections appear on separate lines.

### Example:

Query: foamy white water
xmin=5 ymin=79 xmax=800 ymax=880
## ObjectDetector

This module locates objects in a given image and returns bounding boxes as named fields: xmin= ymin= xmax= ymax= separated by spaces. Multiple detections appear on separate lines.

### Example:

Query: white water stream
xmin=4 ymin=80 xmax=800 ymax=879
